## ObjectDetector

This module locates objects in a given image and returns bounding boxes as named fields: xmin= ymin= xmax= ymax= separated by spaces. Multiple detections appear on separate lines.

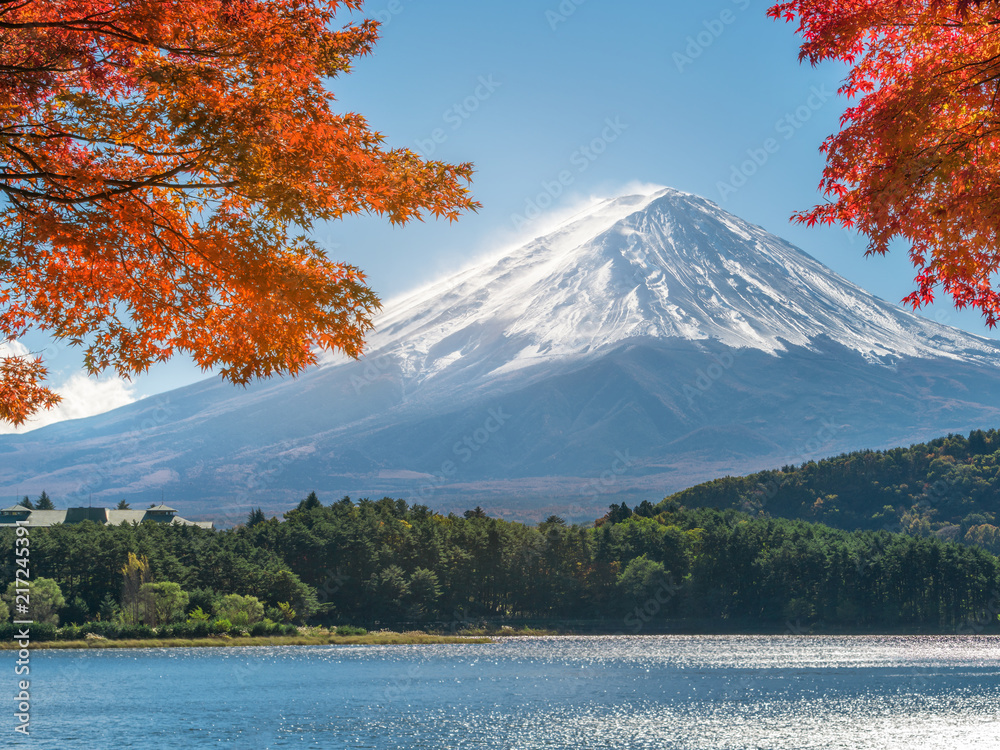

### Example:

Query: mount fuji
xmin=4 ymin=187 xmax=1000 ymax=525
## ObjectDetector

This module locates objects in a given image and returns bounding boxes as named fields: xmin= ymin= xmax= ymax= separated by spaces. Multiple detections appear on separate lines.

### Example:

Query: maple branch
xmin=0 ymin=0 xmax=473 ymax=422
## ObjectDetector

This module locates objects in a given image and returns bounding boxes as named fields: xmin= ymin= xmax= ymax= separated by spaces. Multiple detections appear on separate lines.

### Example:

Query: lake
xmin=9 ymin=635 xmax=1000 ymax=748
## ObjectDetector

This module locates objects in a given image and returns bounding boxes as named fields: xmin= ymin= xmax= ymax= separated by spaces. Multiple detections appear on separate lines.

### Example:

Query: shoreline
xmin=8 ymin=625 xmax=999 ymax=650
xmin=1 ymin=632 xmax=495 ymax=650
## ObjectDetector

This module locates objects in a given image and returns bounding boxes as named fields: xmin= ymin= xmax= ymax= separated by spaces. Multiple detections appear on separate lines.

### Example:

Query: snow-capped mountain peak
xmin=351 ymin=187 xmax=1000 ymax=390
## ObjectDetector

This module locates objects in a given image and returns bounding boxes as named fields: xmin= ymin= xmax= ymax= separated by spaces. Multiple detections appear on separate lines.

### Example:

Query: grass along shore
xmin=1 ymin=630 xmax=495 ymax=650
xmin=8 ymin=620 xmax=990 ymax=649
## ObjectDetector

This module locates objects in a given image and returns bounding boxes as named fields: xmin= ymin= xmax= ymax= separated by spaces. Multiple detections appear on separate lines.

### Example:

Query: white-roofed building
xmin=0 ymin=504 xmax=213 ymax=529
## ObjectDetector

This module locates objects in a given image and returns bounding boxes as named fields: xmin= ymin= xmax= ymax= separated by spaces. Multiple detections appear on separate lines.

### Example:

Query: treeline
xmin=661 ymin=429 xmax=1000 ymax=553
xmin=0 ymin=514 xmax=319 ymax=629
xmin=1 ymin=492 xmax=998 ymax=633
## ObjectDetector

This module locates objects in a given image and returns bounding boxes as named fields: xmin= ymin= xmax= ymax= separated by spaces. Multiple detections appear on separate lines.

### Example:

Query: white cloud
xmin=0 ymin=368 xmax=137 ymax=435
xmin=502 ymin=180 xmax=669 ymax=249
xmin=0 ymin=339 xmax=30 ymax=359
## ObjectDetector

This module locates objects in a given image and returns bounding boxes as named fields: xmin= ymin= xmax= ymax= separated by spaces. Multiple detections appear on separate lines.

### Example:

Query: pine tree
xmin=35 ymin=491 xmax=54 ymax=510
xmin=607 ymin=502 xmax=633 ymax=524
xmin=635 ymin=500 xmax=657 ymax=518
xmin=297 ymin=492 xmax=322 ymax=511
xmin=18 ymin=496 xmax=33 ymax=510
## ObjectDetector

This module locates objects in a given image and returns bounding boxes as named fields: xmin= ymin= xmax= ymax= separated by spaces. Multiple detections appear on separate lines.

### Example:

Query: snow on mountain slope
xmin=339 ymin=187 xmax=1000 ymax=399
xmin=5 ymin=185 xmax=1000 ymax=524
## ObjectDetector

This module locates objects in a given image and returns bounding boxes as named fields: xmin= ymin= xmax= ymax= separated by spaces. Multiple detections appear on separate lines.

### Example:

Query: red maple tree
xmin=770 ymin=1 xmax=1000 ymax=324
xmin=0 ymin=0 xmax=478 ymax=424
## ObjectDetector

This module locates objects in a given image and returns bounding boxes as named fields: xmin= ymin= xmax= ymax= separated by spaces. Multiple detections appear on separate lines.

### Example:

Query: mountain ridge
xmin=3 ymin=186 xmax=1000 ymax=525
xmin=658 ymin=427 xmax=1000 ymax=555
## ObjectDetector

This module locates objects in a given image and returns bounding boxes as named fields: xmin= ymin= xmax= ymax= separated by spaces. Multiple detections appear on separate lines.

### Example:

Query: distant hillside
xmin=9 ymin=188 xmax=1000 ymax=526
xmin=658 ymin=429 xmax=1000 ymax=555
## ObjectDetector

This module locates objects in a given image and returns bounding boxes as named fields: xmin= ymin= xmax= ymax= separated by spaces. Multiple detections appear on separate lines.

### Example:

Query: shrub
xmin=215 ymin=594 xmax=264 ymax=628
xmin=280 ymin=623 xmax=298 ymax=636
xmin=335 ymin=625 xmax=367 ymax=636
xmin=58 ymin=624 xmax=83 ymax=641
xmin=82 ymin=621 xmax=120 ymax=638
xmin=170 ymin=620 xmax=210 ymax=638
xmin=250 ymin=621 xmax=277 ymax=637
xmin=210 ymin=618 xmax=232 ymax=635
xmin=186 ymin=588 xmax=219 ymax=617
xmin=117 ymin=624 xmax=154 ymax=640
xmin=32 ymin=623 xmax=57 ymax=642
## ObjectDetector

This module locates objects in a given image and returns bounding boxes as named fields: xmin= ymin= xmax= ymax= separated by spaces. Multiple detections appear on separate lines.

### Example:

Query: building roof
xmin=0 ymin=504 xmax=213 ymax=529
xmin=63 ymin=508 xmax=108 ymax=524
xmin=106 ymin=510 xmax=148 ymax=526
xmin=171 ymin=517 xmax=214 ymax=530
xmin=19 ymin=510 xmax=69 ymax=527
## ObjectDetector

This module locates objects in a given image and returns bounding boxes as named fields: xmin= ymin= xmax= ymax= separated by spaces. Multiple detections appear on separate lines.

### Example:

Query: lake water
xmin=9 ymin=635 xmax=1000 ymax=748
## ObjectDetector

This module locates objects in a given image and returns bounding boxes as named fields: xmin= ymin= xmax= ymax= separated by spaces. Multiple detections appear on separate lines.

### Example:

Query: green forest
xmin=662 ymin=428 xmax=1000 ymax=553
xmin=1 ymin=490 xmax=998 ymax=639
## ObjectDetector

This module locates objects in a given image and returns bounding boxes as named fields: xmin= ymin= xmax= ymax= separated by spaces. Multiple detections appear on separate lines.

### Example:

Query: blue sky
xmin=10 ymin=0 xmax=997 ymax=430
